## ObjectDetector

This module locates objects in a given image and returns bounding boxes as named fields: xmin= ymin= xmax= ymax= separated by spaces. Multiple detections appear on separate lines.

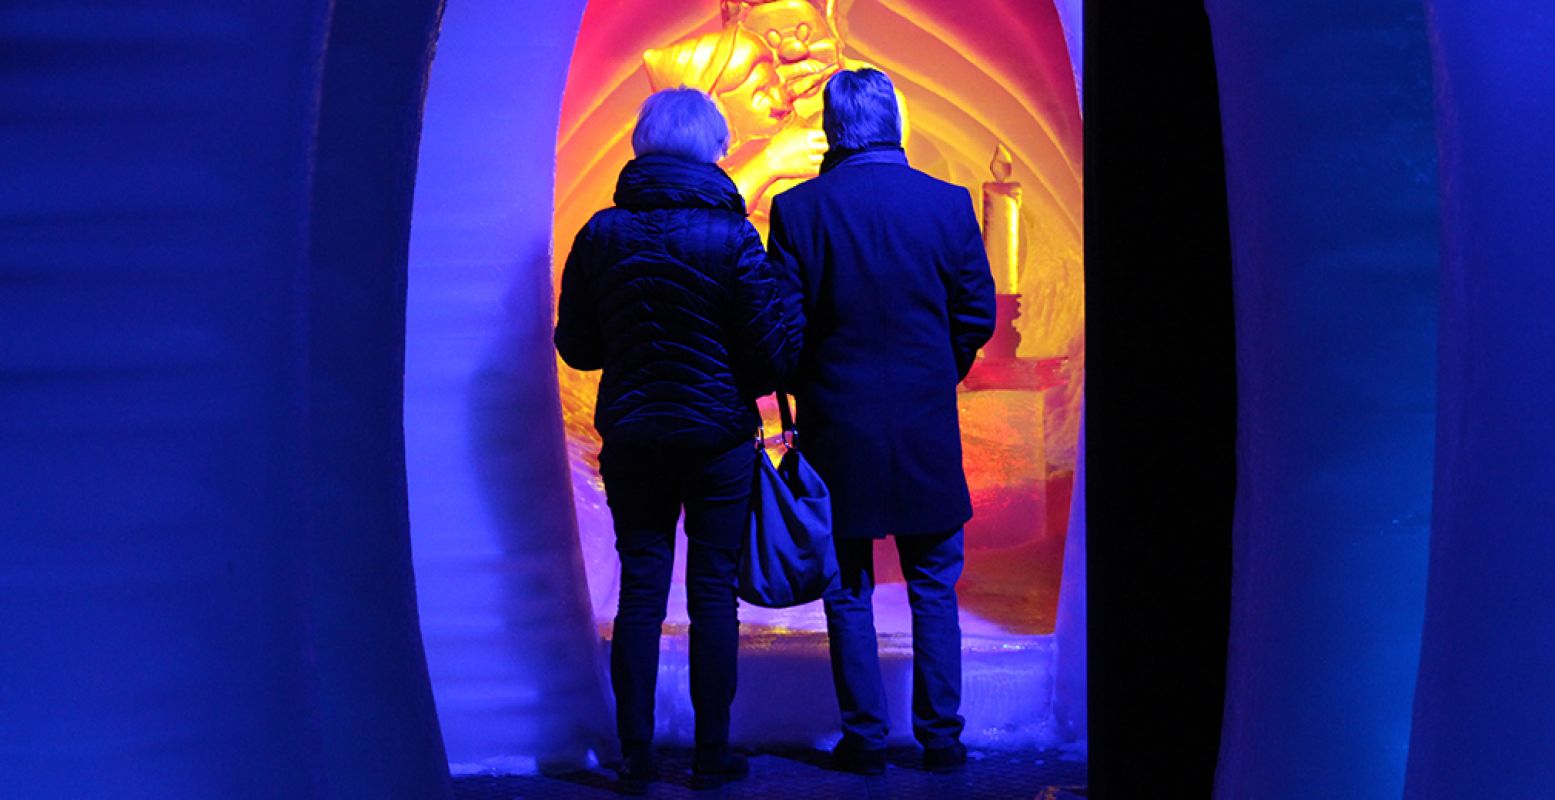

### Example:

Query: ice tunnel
xmin=13 ymin=0 xmax=1555 ymax=797
xmin=405 ymin=0 xmax=1086 ymax=765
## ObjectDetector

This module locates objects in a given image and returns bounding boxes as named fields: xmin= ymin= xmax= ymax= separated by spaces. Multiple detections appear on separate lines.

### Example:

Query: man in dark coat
xmin=767 ymin=68 xmax=997 ymax=774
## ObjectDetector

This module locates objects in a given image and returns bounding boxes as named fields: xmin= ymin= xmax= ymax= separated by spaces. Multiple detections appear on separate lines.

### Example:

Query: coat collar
xmin=819 ymin=142 xmax=909 ymax=174
xmin=613 ymin=155 xmax=747 ymax=214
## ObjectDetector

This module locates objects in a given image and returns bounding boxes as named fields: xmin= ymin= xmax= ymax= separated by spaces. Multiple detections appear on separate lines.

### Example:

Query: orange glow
xmin=555 ymin=0 xmax=1083 ymax=634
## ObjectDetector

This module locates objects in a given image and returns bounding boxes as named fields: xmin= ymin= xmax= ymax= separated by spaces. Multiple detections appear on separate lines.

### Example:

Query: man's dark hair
xmin=822 ymin=68 xmax=901 ymax=150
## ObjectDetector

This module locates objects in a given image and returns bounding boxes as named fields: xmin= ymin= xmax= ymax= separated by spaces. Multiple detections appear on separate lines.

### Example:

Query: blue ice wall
xmin=1404 ymin=4 xmax=1555 ymax=796
xmin=1204 ymin=2 xmax=1440 ymax=797
xmin=1052 ymin=410 xmax=1087 ymax=743
xmin=404 ymin=0 xmax=613 ymax=767
xmin=0 ymin=4 xmax=329 ymax=793
xmin=0 ymin=3 xmax=450 ymax=797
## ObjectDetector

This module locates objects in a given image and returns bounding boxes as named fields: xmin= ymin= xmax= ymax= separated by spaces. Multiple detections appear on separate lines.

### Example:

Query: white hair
xmin=631 ymin=87 xmax=731 ymax=163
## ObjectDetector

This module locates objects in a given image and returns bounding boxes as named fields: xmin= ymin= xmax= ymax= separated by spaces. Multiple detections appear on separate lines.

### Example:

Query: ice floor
xmin=424 ymin=550 xmax=1065 ymax=765
xmin=452 ymin=746 xmax=1088 ymax=799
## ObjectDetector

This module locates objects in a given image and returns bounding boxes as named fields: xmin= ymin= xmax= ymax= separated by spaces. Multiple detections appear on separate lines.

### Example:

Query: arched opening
xmin=405 ymin=0 xmax=1086 ymax=763
xmin=556 ymin=0 xmax=1084 ymax=641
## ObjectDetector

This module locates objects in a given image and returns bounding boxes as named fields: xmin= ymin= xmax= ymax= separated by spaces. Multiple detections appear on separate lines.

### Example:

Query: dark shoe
xmin=616 ymin=743 xmax=658 ymax=796
xmin=829 ymin=737 xmax=887 ymax=776
xmin=691 ymin=745 xmax=750 ymax=790
xmin=923 ymin=741 xmax=967 ymax=773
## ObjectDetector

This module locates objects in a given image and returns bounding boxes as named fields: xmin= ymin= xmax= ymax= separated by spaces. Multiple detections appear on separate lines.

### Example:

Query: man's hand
xmin=731 ymin=125 xmax=828 ymax=213
xmin=761 ymin=126 xmax=828 ymax=179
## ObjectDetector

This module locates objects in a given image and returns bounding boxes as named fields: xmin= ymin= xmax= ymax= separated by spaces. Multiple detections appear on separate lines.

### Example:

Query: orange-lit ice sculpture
xmin=555 ymin=0 xmax=1083 ymax=637
xmin=642 ymin=0 xmax=908 ymax=233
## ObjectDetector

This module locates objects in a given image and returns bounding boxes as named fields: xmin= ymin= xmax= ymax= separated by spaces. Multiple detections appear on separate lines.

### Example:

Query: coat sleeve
xmin=947 ymin=188 xmax=998 ymax=381
xmin=554 ymin=219 xmax=606 ymax=371
xmin=730 ymin=218 xmax=792 ymax=396
xmin=767 ymin=196 xmax=806 ymax=369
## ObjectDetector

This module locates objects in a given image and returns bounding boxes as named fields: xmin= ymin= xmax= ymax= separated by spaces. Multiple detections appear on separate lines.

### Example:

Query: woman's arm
xmin=729 ymin=219 xmax=791 ymax=395
xmin=554 ymin=220 xmax=606 ymax=371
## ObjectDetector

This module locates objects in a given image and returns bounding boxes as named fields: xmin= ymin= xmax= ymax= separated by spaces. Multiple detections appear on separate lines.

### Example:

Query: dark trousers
xmin=599 ymin=440 xmax=753 ymax=748
xmin=823 ymin=529 xmax=966 ymax=750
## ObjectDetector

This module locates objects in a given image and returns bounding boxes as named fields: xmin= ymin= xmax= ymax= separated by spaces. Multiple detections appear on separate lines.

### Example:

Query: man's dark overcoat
xmin=768 ymin=146 xmax=997 ymax=539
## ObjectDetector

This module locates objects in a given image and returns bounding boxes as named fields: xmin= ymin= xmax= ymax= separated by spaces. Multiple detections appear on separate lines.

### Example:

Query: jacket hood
xmin=613 ymin=155 xmax=747 ymax=214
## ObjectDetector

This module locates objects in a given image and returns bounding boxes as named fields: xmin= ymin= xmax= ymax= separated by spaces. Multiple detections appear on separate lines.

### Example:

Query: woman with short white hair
xmin=555 ymin=87 xmax=792 ymax=793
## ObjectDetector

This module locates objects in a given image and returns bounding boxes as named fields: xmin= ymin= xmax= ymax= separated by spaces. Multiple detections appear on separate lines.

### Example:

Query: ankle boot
xmin=616 ymin=742 xmax=658 ymax=795
xmin=691 ymin=744 xmax=749 ymax=789
xmin=830 ymin=737 xmax=887 ymax=775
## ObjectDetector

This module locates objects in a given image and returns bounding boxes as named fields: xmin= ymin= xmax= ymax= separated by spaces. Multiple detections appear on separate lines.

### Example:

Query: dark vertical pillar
xmin=1085 ymin=3 xmax=1236 ymax=797
xmin=0 ymin=3 xmax=331 ymax=797
xmin=1203 ymin=2 xmax=1441 ymax=797
xmin=1406 ymin=4 xmax=1555 ymax=796
xmin=305 ymin=1 xmax=452 ymax=797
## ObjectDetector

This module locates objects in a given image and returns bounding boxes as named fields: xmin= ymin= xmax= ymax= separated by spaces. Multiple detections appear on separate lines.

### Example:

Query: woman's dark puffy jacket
xmin=554 ymin=154 xmax=792 ymax=449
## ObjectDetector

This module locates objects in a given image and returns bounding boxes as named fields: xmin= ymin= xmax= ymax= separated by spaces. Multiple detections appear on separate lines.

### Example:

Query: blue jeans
xmin=823 ymin=529 xmax=966 ymax=750
xmin=599 ymin=440 xmax=753 ymax=748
